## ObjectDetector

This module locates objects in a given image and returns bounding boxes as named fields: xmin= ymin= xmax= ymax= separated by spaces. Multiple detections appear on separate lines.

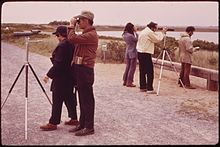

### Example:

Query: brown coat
xmin=68 ymin=26 xmax=98 ymax=68
xmin=178 ymin=32 xmax=196 ymax=64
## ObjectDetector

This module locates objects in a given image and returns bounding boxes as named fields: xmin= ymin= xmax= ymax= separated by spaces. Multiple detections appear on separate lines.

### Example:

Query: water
xmin=97 ymin=31 xmax=219 ymax=44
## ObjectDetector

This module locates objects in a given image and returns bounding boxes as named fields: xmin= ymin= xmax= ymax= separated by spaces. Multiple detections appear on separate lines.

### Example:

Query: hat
xmin=74 ymin=11 xmax=94 ymax=21
xmin=52 ymin=26 xmax=67 ymax=35
xmin=147 ymin=21 xmax=158 ymax=29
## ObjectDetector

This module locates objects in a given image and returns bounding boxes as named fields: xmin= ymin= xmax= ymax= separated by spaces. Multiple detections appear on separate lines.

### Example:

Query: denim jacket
xmin=123 ymin=32 xmax=138 ymax=59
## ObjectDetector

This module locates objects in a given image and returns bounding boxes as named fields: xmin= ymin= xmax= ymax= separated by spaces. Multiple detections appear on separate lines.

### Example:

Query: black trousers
xmin=49 ymin=88 xmax=77 ymax=125
xmin=137 ymin=52 xmax=154 ymax=91
xmin=75 ymin=65 xmax=95 ymax=129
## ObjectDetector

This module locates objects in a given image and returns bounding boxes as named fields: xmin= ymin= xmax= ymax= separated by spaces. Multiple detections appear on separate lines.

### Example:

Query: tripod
xmin=155 ymin=34 xmax=186 ymax=96
xmin=1 ymin=36 xmax=52 ymax=140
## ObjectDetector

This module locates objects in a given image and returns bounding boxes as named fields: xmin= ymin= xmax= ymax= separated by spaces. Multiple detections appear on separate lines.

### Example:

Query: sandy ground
xmin=1 ymin=42 xmax=219 ymax=145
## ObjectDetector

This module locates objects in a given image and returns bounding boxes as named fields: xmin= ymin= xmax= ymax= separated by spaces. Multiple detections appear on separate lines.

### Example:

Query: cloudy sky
xmin=1 ymin=1 xmax=219 ymax=26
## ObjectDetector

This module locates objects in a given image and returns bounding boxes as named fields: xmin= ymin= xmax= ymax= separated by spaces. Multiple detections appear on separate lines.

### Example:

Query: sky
xmin=1 ymin=1 xmax=219 ymax=26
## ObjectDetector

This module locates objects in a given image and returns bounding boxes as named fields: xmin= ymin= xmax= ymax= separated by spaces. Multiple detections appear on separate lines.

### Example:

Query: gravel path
xmin=1 ymin=42 xmax=218 ymax=145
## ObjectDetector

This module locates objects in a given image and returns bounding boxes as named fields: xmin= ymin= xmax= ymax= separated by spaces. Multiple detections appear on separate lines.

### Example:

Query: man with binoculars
xmin=67 ymin=11 xmax=98 ymax=136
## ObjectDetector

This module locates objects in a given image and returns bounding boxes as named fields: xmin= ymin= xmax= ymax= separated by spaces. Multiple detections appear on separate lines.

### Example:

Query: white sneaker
xmin=146 ymin=90 xmax=157 ymax=94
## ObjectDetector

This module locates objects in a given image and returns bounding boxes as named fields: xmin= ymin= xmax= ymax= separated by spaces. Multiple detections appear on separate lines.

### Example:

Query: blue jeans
xmin=123 ymin=58 xmax=137 ymax=84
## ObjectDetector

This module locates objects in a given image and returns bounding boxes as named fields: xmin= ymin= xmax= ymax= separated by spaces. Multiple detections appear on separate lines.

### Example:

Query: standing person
xmin=67 ymin=11 xmax=98 ymax=136
xmin=178 ymin=26 xmax=199 ymax=89
xmin=122 ymin=22 xmax=138 ymax=87
xmin=136 ymin=21 xmax=167 ymax=94
xmin=40 ymin=26 xmax=79 ymax=131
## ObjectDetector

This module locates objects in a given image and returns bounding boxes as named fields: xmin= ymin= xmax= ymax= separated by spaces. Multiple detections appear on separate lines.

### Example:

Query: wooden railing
xmin=152 ymin=58 xmax=218 ymax=91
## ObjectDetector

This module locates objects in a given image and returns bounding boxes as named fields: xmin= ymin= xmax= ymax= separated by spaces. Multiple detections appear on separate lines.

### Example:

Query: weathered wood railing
xmin=152 ymin=58 xmax=218 ymax=91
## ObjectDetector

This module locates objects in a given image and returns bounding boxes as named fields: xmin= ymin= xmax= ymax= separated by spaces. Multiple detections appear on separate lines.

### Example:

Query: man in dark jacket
xmin=40 ymin=26 xmax=79 ymax=131
xmin=68 ymin=11 xmax=98 ymax=136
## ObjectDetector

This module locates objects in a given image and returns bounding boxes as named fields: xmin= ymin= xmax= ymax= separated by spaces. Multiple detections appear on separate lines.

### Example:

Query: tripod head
xmin=13 ymin=30 xmax=41 ymax=36
xmin=13 ymin=32 xmax=43 ymax=63
xmin=13 ymin=32 xmax=34 ymax=36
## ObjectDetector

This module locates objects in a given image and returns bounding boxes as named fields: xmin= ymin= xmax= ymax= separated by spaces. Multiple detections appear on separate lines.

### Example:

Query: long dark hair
xmin=122 ymin=22 xmax=134 ymax=35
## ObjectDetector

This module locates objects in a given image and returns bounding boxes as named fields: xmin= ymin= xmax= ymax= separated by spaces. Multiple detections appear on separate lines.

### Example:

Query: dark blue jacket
xmin=47 ymin=39 xmax=75 ymax=92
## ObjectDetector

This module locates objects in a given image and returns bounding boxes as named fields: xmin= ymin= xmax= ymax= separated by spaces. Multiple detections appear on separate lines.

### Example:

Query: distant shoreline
xmin=95 ymin=25 xmax=219 ymax=32
xmin=2 ymin=23 xmax=219 ymax=32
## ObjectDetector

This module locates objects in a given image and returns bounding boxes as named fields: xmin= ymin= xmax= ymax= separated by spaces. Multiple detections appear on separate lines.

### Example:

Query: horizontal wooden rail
xmin=152 ymin=58 xmax=218 ymax=91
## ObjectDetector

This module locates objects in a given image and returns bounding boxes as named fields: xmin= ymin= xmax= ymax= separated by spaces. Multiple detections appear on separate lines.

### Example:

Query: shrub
xmin=193 ymin=39 xmax=218 ymax=51
xmin=98 ymin=40 xmax=126 ymax=63
xmin=152 ymin=36 xmax=178 ymax=62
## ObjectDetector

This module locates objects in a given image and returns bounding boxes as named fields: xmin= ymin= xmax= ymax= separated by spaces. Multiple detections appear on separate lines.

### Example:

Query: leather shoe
xmin=69 ymin=125 xmax=83 ymax=133
xmin=75 ymin=128 xmax=94 ymax=136
xmin=146 ymin=90 xmax=157 ymax=94
xmin=40 ymin=123 xmax=57 ymax=131
xmin=126 ymin=83 xmax=136 ymax=87
xmin=185 ymin=86 xmax=196 ymax=89
xmin=64 ymin=119 xmax=79 ymax=126
xmin=140 ymin=89 xmax=147 ymax=92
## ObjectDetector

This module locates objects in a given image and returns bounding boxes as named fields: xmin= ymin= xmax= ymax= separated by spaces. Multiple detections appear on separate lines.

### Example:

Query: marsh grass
xmin=28 ymin=35 xmax=58 ymax=57
xmin=173 ymin=48 xmax=218 ymax=70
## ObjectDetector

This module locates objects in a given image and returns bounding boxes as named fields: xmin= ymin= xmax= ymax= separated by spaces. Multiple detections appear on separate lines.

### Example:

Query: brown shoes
xmin=140 ymin=89 xmax=147 ymax=92
xmin=146 ymin=90 xmax=157 ymax=94
xmin=64 ymin=119 xmax=79 ymax=126
xmin=69 ymin=125 xmax=95 ymax=136
xmin=40 ymin=123 xmax=57 ymax=131
xmin=75 ymin=128 xmax=95 ymax=136
xmin=123 ymin=81 xmax=136 ymax=87
xmin=185 ymin=86 xmax=196 ymax=89
xmin=126 ymin=83 xmax=136 ymax=87
xmin=69 ymin=125 xmax=83 ymax=133
xmin=180 ymin=84 xmax=196 ymax=89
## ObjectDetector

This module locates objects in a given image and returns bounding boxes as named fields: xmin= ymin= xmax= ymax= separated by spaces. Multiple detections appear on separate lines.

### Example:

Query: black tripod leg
xmin=28 ymin=64 xmax=52 ymax=105
xmin=1 ymin=65 xmax=25 ymax=109
xmin=25 ymin=64 xmax=28 ymax=98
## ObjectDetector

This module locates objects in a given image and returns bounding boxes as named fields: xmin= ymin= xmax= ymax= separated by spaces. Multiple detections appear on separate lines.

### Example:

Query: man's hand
xmin=43 ymin=75 xmax=49 ymax=83
xmin=134 ymin=26 xmax=138 ymax=32
xmin=162 ymin=27 xmax=168 ymax=34
xmin=70 ymin=17 xmax=77 ymax=27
